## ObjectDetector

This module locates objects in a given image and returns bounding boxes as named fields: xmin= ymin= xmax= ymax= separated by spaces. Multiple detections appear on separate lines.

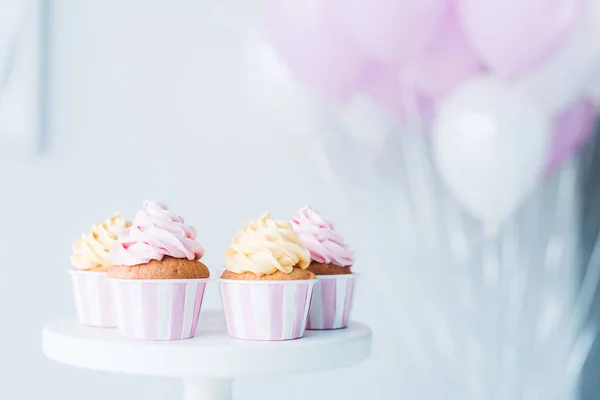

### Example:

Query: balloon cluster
xmin=264 ymin=0 xmax=600 ymax=228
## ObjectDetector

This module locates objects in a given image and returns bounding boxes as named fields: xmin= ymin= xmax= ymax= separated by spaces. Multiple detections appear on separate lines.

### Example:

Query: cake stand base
xmin=183 ymin=378 xmax=233 ymax=400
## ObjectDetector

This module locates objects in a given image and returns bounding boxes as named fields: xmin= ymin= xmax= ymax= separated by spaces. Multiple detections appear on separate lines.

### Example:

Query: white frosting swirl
xmin=71 ymin=213 xmax=131 ymax=270
xmin=224 ymin=212 xmax=310 ymax=276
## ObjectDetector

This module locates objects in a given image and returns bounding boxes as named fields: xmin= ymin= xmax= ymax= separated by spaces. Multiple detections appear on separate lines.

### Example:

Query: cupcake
xmin=219 ymin=212 xmax=316 ymax=341
xmin=69 ymin=212 xmax=131 ymax=328
xmin=291 ymin=206 xmax=357 ymax=330
xmin=108 ymin=201 xmax=209 ymax=341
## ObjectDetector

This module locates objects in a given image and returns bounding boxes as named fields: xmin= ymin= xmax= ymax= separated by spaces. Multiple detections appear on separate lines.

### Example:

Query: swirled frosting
xmin=291 ymin=206 xmax=354 ymax=267
xmin=109 ymin=201 xmax=204 ymax=266
xmin=71 ymin=213 xmax=132 ymax=270
xmin=224 ymin=212 xmax=311 ymax=276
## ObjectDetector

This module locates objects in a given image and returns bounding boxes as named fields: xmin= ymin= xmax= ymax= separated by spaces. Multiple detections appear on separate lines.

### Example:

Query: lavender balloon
xmin=546 ymin=98 xmax=597 ymax=174
xmin=359 ymin=63 xmax=435 ymax=126
xmin=404 ymin=5 xmax=482 ymax=101
xmin=459 ymin=0 xmax=584 ymax=77
xmin=330 ymin=0 xmax=446 ymax=64
xmin=264 ymin=0 xmax=367 ymax=100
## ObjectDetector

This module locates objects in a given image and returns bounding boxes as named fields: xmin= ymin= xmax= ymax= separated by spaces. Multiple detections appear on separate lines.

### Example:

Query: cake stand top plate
xmin=43 ymin=310 xmax=372 ymax=378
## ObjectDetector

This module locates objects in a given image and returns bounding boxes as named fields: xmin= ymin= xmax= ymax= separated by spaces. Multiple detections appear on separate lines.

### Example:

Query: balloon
xmin=239 ymin=32 xmax=321 ymax=139
xmin=404 ymin=4 xmax=483 ymax=102
xmin=360 ymin=63 xmax=436 ymax=128
xmin=518 ymin=0 xmax=600 ymax=114
xmin=329 ymin=0 xmax=446 ymax=64
xmin=361 ymin=64 xmax=406 ymax=117
xmin=545 ymin=99 xmax=597 ymax=174
xmin=263 ymin=0 xmax=368 ymax=100
xmin=433 ymin=76 xmax=551 ymax=226
xmin=459 ymin=0 xmax=584 ymax=78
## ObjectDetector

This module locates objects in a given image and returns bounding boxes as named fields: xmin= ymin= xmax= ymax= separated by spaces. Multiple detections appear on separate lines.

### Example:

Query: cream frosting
xmin=291 ymin=206 xmax=354 ymax=267
xmin=109 ymin=201 xmax=204 ymax=266
xmin=224 ymin=212 xmax=311 ymax=276
xmin=71 ymin=212 xmax=132 ymax=270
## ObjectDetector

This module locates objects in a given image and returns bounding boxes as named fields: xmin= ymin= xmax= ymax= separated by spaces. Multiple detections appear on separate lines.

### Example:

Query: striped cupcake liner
xmin=69 ymin=270 xmax=116 ymax=328
xmin=219 ymin=279 xmax=316 ymax=341
xmin=306 ymin=274 xmax=358 ymax=330
xmin=110 ymin=278 xmax=208 ymax=341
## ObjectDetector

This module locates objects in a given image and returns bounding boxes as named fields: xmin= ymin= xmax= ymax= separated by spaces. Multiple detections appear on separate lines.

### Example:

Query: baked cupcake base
xmin=109 ymin=256 xmax=210 ymax=279
xmin=307 ymin=261 xmax=352 ymax=275
xmin=220 ymin=267 xmax=315 ymax=281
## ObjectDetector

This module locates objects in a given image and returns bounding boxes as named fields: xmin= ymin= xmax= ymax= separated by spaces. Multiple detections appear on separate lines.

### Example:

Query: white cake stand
xmin=43 ymin=310 xmax=372 ymax=400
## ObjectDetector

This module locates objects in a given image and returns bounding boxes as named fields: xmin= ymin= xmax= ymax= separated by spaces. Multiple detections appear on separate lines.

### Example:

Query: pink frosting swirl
xmin=291 ymin=206 xmax=354 ymax=267
xmin=109 ymin=201 xmax=204 ymax=266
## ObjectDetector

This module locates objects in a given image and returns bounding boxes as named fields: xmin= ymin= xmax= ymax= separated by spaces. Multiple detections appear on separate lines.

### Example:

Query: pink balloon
xmin=404 ymin=5 xmax=483 ymax=101
xmin=459 ymin=0 xmax=585 ymax=78
xmin=546 ymin=98 xmax=597 ymax=174
xmin=360 ymin=63 xmax=435 ymax=128
xmin=264 ymin=0 xmax=368 ymax=100
xmin=361 ymin=64 xmax=405 ymax=117
xmin=330 ymin=0 xmax=447 ymax=64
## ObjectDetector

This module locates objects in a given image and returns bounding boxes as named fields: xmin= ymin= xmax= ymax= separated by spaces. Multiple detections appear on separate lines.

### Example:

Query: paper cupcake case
xmin=307 ymin=274 xmax=358 ymax=330
xmin=110 ymin=278 xmax=208 ymax=341
xmin=69 ymin=270 xmax=116 ymax=328
xmin=220 ymin=279 xmax=316 ymax=341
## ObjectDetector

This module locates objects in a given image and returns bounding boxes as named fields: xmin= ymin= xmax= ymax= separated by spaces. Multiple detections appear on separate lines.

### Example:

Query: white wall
xmin=0 ymin=1 xmax=401 ymax=399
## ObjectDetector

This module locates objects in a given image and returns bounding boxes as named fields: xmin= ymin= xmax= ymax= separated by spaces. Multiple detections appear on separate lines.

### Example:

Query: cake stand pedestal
xmin=43 ymin=310 xmax=372 ymax=400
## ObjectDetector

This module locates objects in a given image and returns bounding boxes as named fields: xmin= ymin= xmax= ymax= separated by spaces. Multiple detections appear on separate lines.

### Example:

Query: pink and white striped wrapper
xmin=110 ymin=278 xmax=208 ymax=341
xmin=307 ymin=274 xmax=358 ymax=330
xmin=219 ymin=279 xmax=316 ymax=341
xmin=69 ymin=270 xmax=116 ymax=328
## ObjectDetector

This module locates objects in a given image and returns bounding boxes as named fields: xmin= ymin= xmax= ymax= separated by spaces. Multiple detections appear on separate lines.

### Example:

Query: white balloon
xmin=518 ymin=0 xmax=600 ymax=114
xmin=196 ymin=1 xmax=321 ymax=142
xmin=433 ymin=76 xmax=551 ymax=226
xmin=239 ymin=32 xmax=322 ymax=141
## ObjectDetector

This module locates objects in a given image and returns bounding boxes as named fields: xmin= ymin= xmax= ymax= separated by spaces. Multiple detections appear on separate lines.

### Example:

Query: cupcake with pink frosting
xmin=291 ymin=206 xmax=354 ymax=275
xmin=292 ymin=206 xmax=357 ymax=330
xmin=108 ymin=201 xmax=209 ymax=341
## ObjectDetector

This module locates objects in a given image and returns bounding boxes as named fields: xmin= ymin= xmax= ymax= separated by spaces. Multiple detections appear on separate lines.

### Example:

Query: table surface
xmin=43 ymin=309 xmax=372 ymax=378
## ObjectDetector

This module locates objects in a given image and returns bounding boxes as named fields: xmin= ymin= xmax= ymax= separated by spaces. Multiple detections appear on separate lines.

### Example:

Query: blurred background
xmin=1 ymin=0 xmax=600 ymax=399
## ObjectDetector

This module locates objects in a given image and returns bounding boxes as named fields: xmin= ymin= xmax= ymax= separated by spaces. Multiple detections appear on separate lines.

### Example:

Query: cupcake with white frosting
xmin=71 ymin=212 xmax=131 ymax=272
xmin=292 ymin=206 xmax=358 ymax=330
xmin=221 ymin=212 xmax=314 ymax=281
xmin=220 ymin=212 xmax=316 ymax=340
xmin=69 ymin=212 xmax=131 ymax=327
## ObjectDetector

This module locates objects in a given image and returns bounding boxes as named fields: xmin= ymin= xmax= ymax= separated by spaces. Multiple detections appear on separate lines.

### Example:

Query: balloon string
xmin=563 ymin=324 xmax=597 ymax=394
xmin=557 ymin=127 xmax=600 ymax=397
xmin=318 ymin=101 xmax=438 ymax=373
xmin=536 ymin=161 xmax=589 ymax=397
xmin=396 ymin=131 xmax=445 ymax=373
xmin=569 ymin=213 xmax=600 ymax=343
xmin=400 ymin=80 xmax=479 ymax=390
xmin=499 ymin=219 xmax=520 ymax=399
